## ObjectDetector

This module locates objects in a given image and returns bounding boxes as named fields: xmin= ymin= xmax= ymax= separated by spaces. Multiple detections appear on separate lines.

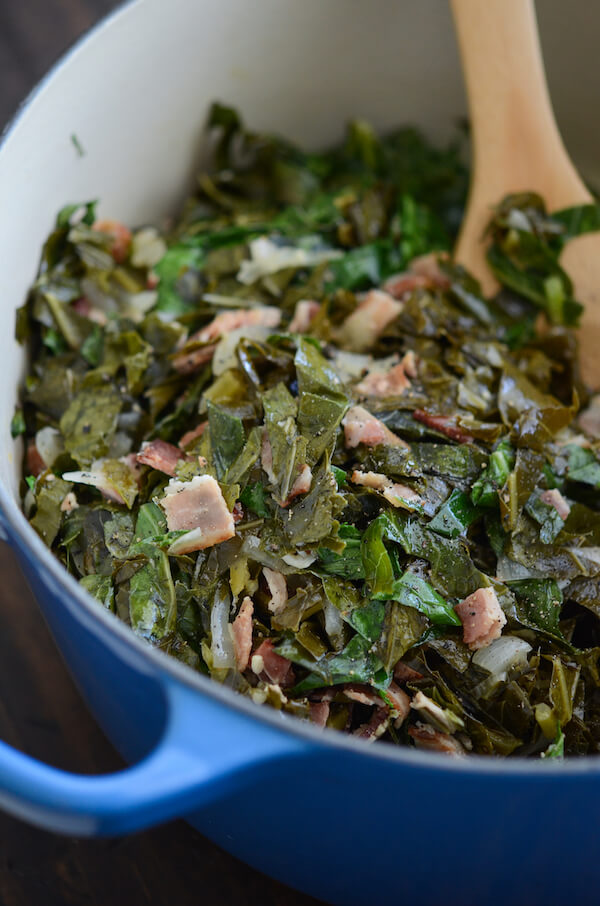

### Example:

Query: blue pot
xmin=2 ymin=2 xmax=600 ymax=904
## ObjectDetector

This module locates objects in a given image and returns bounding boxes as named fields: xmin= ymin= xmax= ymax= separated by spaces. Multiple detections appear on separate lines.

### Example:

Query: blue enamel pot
xmin=2 ymin=2 xmax=600 ymax=904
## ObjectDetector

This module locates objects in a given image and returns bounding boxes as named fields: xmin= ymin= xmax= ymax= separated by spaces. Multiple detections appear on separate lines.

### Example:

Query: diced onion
xmin=282 ymin=551 xmax=317 ymax=569
xmin=210 ymin=588 xmax=236 ymax=668
xmin=35 ymin=426 xmax=64 ymax=468
xmin=472 ymin=636 xmax=531 ymax=680
xmin=212 ymin=325 xmax=274 ymax=376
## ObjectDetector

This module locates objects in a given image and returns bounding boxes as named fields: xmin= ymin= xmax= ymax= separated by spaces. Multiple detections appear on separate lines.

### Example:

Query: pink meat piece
xmin=401 ymin=350 xmax=418 ymax=379
xmin=289 ymin=299 xmax=320 ymax=333
xmin=343 ymin=684 xmax=383 ymax=707
xmin=71 ymin=296 xmax=108 ymax=326
xmin=393 ymin=661 xmax=424 ymax=683
xmin=263 ymin=568 xmax=288 ymax=615
xmin=309 ymin=702 xmax=330 ymax=728
xmin=232 ymin=501 xmax=244 ymax=524
xmin=540 ymin=488 xmax=571 ymax=521
xmin=93 ymin=218 xmax=132 ymax=263
xmin=342 ymin=406 xmax=409 ymax=449
xmin=353 ymin=708 xmax=389 ymax=742
xmin=160 ymin=475 xmax=235 ymax=551
xmin=408 ymin=252 xmax=451 ymax=288
xmin=60 ymin=491 xmax=79 ymax=513
xmin=413 ymin=409 xmax=474 ymax=443
xmin=197 ymin=306 xmax=281 ymax=344
xmin=350 ymin=470 xmax=422 ymax=509
xmin=178 ymin=422 xmax=207 ymax=450
xmin=172 ymin=343 xmax=217 ymax=375
xmin=232 ymin=596 xmax=254 ymax=672
xmin=136 ymin=439 xmax=183 ymax=477
xmin=382 ymin=272 xmax=432 ymax=299
xmin=355 ymin=361 xmax=411 ymax=398
xmin=253 ymin=639 xmax=295 ymax=687
xmin=454 ymin=587 xmax=507 ymax=651
xmin=339 ymin=289 xmax=403 ymax=351
xmin=408 ymin=722 xmax=465 ymax=756
xmin=261 ymin=430 xmax=276 ymax=483
xmin=281 ymin=464 xmax=313 ymax=507
xmin=386 ymin=682 xmax=411 ymax=722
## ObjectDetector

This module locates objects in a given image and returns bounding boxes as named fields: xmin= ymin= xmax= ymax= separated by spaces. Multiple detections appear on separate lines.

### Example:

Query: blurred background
xmin=0 ymin=2 xmax=315 ymax=904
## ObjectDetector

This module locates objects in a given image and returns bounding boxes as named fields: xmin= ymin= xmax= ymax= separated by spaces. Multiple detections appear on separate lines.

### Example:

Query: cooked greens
xmin=15 ymin=103 xmax=600 ymax=757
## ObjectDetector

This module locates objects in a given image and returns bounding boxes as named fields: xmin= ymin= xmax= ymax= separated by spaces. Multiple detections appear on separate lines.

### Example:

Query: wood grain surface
xmin=0 ymin=3 xmax=319 ymax=904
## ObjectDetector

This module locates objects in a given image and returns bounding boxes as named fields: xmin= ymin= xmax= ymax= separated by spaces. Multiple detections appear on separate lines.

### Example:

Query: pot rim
xmin=1 ymin=0 xmax=597 ymax=779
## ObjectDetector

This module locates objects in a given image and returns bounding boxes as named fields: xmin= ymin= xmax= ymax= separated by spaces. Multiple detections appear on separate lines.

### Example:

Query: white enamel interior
xmin=1 ymin=0 xmax=600 ymax=510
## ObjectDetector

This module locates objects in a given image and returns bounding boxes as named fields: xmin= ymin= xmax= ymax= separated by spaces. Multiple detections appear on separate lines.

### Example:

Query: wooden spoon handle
xmin=452 ymin=0 xmax=590 ymax=288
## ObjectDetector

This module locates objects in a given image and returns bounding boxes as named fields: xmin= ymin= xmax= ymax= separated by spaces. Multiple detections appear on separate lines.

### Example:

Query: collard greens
xmin=15 ymin=104 xmax=600 ymax=758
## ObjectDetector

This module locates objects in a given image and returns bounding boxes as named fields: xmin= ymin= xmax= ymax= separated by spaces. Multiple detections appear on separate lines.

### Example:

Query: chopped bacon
xmin=232 ymin=501 xmax=244 ymax=524
xmin=253 ymin=639 xmax=295 ymax=686
xmin=408 ymin=722 xmax=465 ymax=756
xmin=232 ymin=596 xmax=254 ymax=672
xmin=71 ymin=296 xmax=108 ymax=326
xmin=263 ymin=568 xmax=288 ymax=614
xmin=342 ymin=406 xmax=409 ymax=449
xmin=172 ymin=343 xmax=217 ymax=375
xmin=343 ymin=684 xmax=383 ymax=707
xmin=309 ymin=701 xmax=330 ymax=728
xmin=261 ymin=430 xmax=276 ymax=483
xmin=26 ymin=442 xmax=45 ymax=477
xmin=413 ymin=410 xmax=474 ymax=443
xmin=353 ymin=707 xmax=389 ymax=742
xmin=393 ymin=661 xmax=424 ymax=683
xmin=289 ymin=299 xmax=320 ymax=333
xmin=60 ymin=491 xmax=79 ymax=513
xmin=350 ymin=470 xmax=421 ymax=509
xmin=338 ymin=289 xmax=403 ymax=352
xmin=385 ymin=682 xmax=411 ymax=722
xmin=540 ymin=488 xmax=571 ymax=521
xmin=408 ymin=252 xmax=451 ymax=288
xmin=173 ymin=307 xmax=281 ymax=374
xmin=401 ymin=350 xmax=419 ymax=379
xmin=454 ymin=587 xmax=507 ymax=651
xmin=281 ymin=464 xmax=313 ymax=507
xmin=93 ymin=219 xmax=132 ymax=263
xmin=160 ymin=475 xmax=235 ymax=551
xmin=146 ymin=272 xmax=160 ymax=290
xmin=355 ymin=362 xmax=410 ymax=398
xmin=382 ymin=273 xmax=431 ymax=299
xmin=136 ymin=439 xmax=183 ymax=477
xmin=178 ymin=423 xmax=206 ymax=450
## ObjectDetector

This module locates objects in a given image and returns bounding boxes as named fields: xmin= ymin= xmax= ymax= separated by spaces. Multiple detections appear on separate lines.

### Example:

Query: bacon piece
xmin=160 ymin=475 xmax=235 ymax=551
xmin=71 ymin=296 xmax=108 ymax=325
xmin=261 ymin=431 xmax=276 ymax=483
xmin=540 ymin=488 xmax=571 ymax=521
xmin=343 ymin=684 xmax=383 ymax=707
xmin=136 ymin=439 xmax=183 ymax=477
xmin=339 ymin=289 xmax=403 ymax=352
xmin=60 ymin=491 xmax=79 ymax=513
xmin=342 ymin=406 xmax=409 ymax=449
xmin=26 ymin=442 xmax=45 ymax=477
xmin=393 ymin=661 xmax=424 ymax=683
xmin=263 ymin=568 xmax=288 ymax=615
xmin=281 ymin=464 xmax=313 ymax=507
xmin=350 ymin=470 xmax=422 ymax=509
xmin=309 ymin=701 xmax=330 ymax=728
xmin=408 ymin=722 xmax=465 ymax=756
xmin=289 ymin=299 xmax=320 ymax=333
xmin=382 ymin=273 xmax=431 ymax=299
xmin=401 ymin=350 xmax=418 ymax=379
xmin=454 ymin=587 xmax=507 ymax=651
xmin=178 ymin=423 xmax=206 ymax=450
xmin=232 ymin=501 xmax=244 ymax=524
xmin=413 ymin=410 xmax=474 ymax=443
xmin=253 ymin=639 xmax=295 ymax=686
xmin=353 ymin=707 xmax=389 ymax=742
xmin=232 ymin=596 xmax=254 ymax=672
xmin=174 ymin=307 xmax=281 ymax=374
xmin=93 ymin=219 xmax=132 ymax=263
xmin=355 ymin=362 xmax=410 ymax=398
xmin=408 ymin=252 xmax=451 ymax=288
xmin=386 ymin=682 xmax=411 ymax=722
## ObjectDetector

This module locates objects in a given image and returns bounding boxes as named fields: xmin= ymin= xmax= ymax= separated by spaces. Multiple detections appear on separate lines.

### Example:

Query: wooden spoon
xmin=451 ymin=0 xmax=600 ymax=388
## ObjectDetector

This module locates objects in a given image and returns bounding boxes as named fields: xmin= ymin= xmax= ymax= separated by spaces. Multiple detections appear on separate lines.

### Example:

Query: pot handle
xmin=0 ymin=677 xmax=308 ymax=836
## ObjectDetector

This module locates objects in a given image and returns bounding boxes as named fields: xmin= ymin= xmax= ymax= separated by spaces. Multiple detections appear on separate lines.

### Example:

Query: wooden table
xmin=0 ymin=4 xmax=318 ymax=903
